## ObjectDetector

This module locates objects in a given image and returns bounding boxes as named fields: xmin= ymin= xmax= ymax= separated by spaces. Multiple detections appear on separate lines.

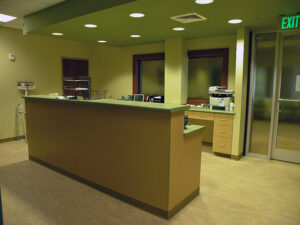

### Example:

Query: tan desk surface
xmin=188 ymin=107 xmax=235 ymax=115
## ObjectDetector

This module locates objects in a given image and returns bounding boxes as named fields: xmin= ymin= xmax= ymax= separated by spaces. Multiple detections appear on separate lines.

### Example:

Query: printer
xmin=209 ymin=86 xmax=234 ymax=111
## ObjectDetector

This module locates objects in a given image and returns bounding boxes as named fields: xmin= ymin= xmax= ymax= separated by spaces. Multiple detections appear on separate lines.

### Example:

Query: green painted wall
xmin=91 ymin=35 xmax=236 ymax=100
xmin=231 ymin=27 xmax=250 ymax=157
xmin=188 ymin=36 xmax=236 ymax=90
xmin=0 ymin=27 xmax=93 ymax=140
xmin=0 ymin=27 xmax=237 ymax=142
xmin=91 ymin=42 xmax=165 ymax=99
xmin=164 ymin=38 xmax=188 ymax=104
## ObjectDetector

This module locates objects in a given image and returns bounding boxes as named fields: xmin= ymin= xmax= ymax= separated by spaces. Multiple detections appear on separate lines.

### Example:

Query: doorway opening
xmin=246 ymin=32 xmax=300 ymax=163
xmin=62 ymin=58 xmax=90 ymax=98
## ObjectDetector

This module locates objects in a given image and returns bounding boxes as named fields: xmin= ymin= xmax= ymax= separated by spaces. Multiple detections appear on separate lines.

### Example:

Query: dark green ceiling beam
xmin=23 ymin=0 xmax=136 ymax=34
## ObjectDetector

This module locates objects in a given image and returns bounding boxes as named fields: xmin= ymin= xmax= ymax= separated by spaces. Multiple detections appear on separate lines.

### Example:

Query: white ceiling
xmin=0 ymin=0 xmax=65 ymax=29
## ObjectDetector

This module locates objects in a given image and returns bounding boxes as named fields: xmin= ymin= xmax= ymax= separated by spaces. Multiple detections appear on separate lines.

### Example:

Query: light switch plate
xmin=9 ymin=53 xmax=15 ymax=61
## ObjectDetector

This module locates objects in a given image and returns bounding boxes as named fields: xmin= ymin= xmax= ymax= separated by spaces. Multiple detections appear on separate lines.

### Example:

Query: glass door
xmin=272 ymin=33 xmax=300 ymax=163
xmin=247 ymin=33 xmax=276 ymax=156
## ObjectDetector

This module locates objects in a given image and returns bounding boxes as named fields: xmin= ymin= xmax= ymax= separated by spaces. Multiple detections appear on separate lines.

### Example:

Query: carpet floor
xmin=0 ymin=140 xmax=299 ymax=225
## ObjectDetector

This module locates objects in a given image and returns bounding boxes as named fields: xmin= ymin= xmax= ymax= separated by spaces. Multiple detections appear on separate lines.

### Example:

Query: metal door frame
xmin=246 ymin=30 xmax=278 ymax=159
xmin=246 ymin=30 xmax=300 ymax=162
xmin=270 ymin=31 xmax=300 ymax=163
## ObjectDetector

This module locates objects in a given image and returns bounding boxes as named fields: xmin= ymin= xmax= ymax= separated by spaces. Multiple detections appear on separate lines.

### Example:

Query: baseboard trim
xmin=0 ymin=136 xmax=25 ymax=143
xmin=231 ymin=152 xmax=243 ymax=160
xmin=29 ymin=155 xmax=198 ymax=219
xmin=168 ymin=188 xmax=199 ymax=219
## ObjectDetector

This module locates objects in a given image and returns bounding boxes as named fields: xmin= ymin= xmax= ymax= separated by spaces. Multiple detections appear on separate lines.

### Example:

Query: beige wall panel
xmin=26 ymin=99 xmax=171 ymax=210
xmin=168 ymin=112 xmax=202 ymax=210
xmin=26 ymin=100 xmax=78 ymax=170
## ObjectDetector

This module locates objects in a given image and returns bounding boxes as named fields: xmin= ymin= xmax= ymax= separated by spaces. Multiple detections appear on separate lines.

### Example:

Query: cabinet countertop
xmin=184 ymin=125 xmax=206 ymax=137
xmin=188 ymin=107 xmax=235 ymax=115
xmin=24 ymin=95 xmax=190 ymax=113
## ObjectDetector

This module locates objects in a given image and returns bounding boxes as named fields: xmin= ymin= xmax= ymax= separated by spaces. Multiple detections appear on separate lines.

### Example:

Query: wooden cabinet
xmin=185 ymin=111 xmax=214 ymax=121
xmin=186 ymin=111 xmax=214 ymax=143
xmin=185 ymin=110 xmax=234 ymax=155
xmin=212 ymin=136 xmax=232 ymax=154
xmin=213 ymin=114 xmax=234 ymax=154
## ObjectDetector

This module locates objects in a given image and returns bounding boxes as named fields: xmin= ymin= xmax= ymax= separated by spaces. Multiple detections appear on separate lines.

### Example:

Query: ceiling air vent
xmin=170 ymin=13 xmax=207 ymax=24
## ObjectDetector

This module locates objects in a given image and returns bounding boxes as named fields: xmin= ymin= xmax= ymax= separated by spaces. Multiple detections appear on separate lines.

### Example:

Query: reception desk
xmin=24 ymin=96 xmax=205 ymax=219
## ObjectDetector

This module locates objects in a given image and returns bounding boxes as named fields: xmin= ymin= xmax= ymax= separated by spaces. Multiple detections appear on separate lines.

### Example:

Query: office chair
xmin=134 ymin=94 xmax=144 ymax=102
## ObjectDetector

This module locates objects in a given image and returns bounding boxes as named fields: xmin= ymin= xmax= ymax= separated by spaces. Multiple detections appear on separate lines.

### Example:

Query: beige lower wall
xmin=0 ymin=27 xmax=94 ymax=139
xmin=26 ymin=99 xmax=171 ymax=211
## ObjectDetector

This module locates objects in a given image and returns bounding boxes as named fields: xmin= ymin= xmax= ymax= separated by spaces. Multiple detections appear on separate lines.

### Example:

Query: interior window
xmin=187 ymin=48 xmax=229 ymax=105
xmin=141 ymin=60 xmax=165 ymax=96
xmin=133 ymin=53 xmax=165 ymax=96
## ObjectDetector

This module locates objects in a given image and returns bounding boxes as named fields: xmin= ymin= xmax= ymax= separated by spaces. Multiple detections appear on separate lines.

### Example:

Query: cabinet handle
xmin=219 ymin=144 xmax=225 ymax=147
xmin=221 ymin=130 xmax=225 ymax=133
xmin=220 ymin=118 xmax=227 ymax=121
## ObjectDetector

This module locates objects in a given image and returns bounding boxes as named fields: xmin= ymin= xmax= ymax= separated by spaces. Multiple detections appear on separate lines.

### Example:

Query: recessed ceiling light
xmin=84 ymin=24 xmax=97 ymax=28
xmin=0 ymin=13 xmax=17 ymax=22
xmin=228 ymin=19 xmax=242 ymax=24
xmin=130 ymin=35 xmax=141 ymax=38
xmin=195 ymin=0 xmax=214 ymax=4
xmin=173 ymin=27 xmax=185 ymax=31
xmin=97 ymin=40 xmax=107 ymax=43
xmin=130 ymin=13 xmax=145 ymax=18
xmin=52 ymin=32 xmax=63 ymax=36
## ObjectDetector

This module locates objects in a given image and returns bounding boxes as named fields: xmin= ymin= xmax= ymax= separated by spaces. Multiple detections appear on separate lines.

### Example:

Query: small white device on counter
xmin=17 ymin=82 xmax=35 ymax=96
xmin=230 ymin=102 xmax=235 ymax=112
xmin=209 ymin=86 xmax=234 ymax=111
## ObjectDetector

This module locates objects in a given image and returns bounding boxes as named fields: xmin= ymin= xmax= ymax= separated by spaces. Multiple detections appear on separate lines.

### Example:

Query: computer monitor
xmin=128 ymin=95 xmax=134 ymax=101
xmin=134 ymin=94 xmax=144 ymax=102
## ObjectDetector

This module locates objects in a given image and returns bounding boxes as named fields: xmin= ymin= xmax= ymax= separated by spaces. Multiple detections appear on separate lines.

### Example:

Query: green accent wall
xmin=24 ymin=0 xmax=136 ymax=34
xmin=23 ymin=0 xmax=299 ymax=46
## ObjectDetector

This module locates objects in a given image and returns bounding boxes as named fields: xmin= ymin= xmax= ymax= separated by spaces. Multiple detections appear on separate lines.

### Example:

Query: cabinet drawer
xmin=213 ymin=126 xmax=233 ymax=138
xmin=214 ymin=114 xmax=234 ymax=127
xmin=185 ymin=111 xmax=194 ymax=117
xmin=191 ymin=112 xmax=214 ymax=121
xmin=212 ymin=136 xmax=232 ymax=154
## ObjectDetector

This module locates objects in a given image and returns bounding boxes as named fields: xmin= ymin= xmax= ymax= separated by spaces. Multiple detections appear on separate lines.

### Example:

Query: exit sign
xmin=281 ymin=15 xmax=300 ymax=30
